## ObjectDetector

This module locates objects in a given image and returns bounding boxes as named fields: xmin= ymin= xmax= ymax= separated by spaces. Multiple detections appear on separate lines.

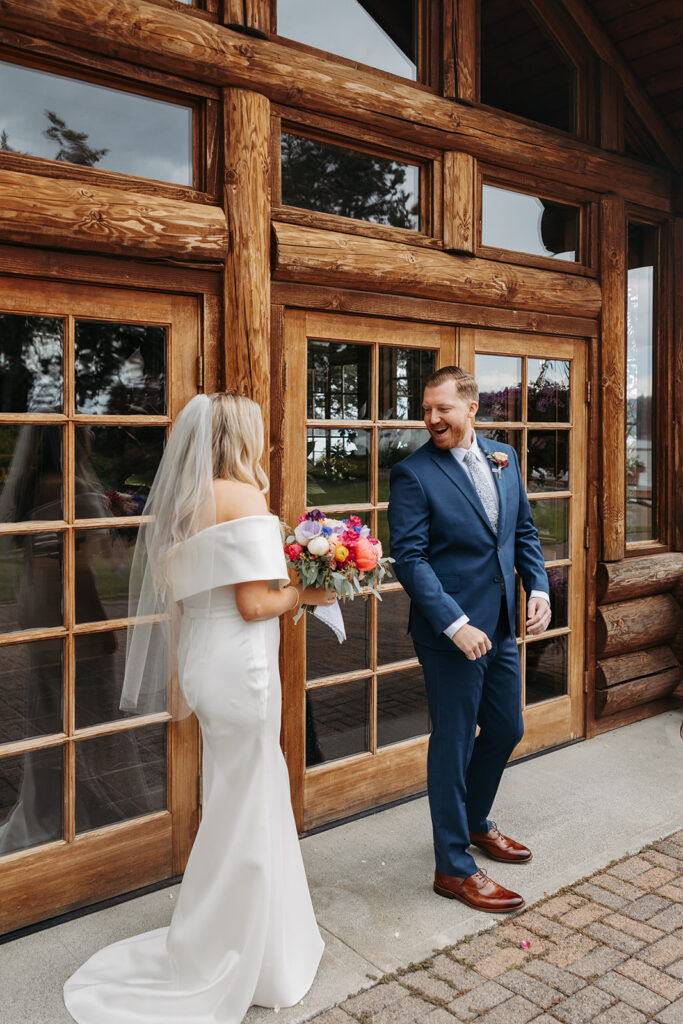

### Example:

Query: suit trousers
xmin=414 ymin=600 xmax=524 ymax=879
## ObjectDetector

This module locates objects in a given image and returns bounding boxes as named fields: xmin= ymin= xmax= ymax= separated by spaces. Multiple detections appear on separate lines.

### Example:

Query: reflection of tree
xmin=1 ymin=109 xmax=108 ymax=167
xmin=75 ymin=322 xmax=166 ymax=415
xmin=0 ymin=315 xmax=63 ymax=413
xmin=282 ymin=133 xmax=419 ymax=229
xmin=528 ymin=361 xmax=570 ymax=420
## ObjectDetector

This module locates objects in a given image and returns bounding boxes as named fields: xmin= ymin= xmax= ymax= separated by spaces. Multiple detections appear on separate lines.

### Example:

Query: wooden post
xmin=599 ymin=61 xmax=623 ymax=154
xmin=599 ymin=194 xmax=626 ymax=562
xmin=455 ymin=0 xmax=478 ymax=105
xmin=443 ymin=151 xmax=476 ymax=255
xmin=223 ymin=87 xmax=272 ymax=464
xmin=675 ymin=218 xmax=683 ymax=553
xmin=223 ymin=0 xmax=271 ymax=33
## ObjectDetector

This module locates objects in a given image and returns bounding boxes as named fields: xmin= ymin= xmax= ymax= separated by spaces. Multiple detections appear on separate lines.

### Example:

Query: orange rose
xmin=355 ymin=536 xmax=378 ymax=571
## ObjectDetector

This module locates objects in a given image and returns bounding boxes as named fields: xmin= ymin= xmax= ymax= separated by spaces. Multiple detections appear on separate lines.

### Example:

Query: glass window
xmin=378 ymin=348 xmax=435 ymax=420
xmin=475 ymin=355 xmax=522 ymax=422
xmin=480 ymin=0 xmax=577 ymax=133
xmin=626 ymin=223 xmax=657 ymax=543
xmin=307 ymin=341 xmax=371 ymax=419
xmin=282 ymin=132 xmax=421 ymax=231
xmin=306 ymin=679 xmax=370 ymax=766
xmin=482 ymin=185 xmax=579 ymax=262
xmin=0 ymin=314 xmax=64 ymax=414
xmin=277 ymin=0 xmax=419 ymax=80
xmin=0 ymin=746 xmax=63 ymax=854
xmin=75 ymin=321 xmax=167 ymax=416
xmin=0 ymin=59 xmax=193 ymax=185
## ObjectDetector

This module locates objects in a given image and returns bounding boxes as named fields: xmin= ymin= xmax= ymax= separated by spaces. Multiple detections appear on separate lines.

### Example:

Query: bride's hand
xmin=298 ymin=585 xmax=337 ymax=607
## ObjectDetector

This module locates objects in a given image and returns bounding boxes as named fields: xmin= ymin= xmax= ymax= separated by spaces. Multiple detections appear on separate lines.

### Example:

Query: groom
xmin=388 ymin=366 xmax=551 ymax=912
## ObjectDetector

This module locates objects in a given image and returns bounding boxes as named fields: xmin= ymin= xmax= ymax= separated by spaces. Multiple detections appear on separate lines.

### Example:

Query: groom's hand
xmin=526 ymin=596 xmax=551 ymax=635
xmin=452 ymin=624 xmax=492 ymax=661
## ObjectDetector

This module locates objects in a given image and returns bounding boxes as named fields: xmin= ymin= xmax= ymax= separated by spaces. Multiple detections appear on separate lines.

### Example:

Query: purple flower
xmin=305 ymin=509 xmax=326 ymax=521
xmin=294 ymin=519 xmax=324 ymax=545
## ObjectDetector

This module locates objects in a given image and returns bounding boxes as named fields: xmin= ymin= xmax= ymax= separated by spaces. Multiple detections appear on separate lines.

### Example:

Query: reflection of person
xmin=388 ymin=367 xmax=551 ymax=913
xmin=64 ymin=392 xmax=332 ymax=1023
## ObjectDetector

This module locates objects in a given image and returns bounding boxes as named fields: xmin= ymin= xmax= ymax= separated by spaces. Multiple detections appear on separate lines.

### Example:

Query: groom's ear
xmin=468 ymin=400 xmax=479 ymax=418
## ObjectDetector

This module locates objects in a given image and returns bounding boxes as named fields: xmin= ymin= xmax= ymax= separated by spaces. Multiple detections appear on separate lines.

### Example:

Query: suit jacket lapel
xmin=477 ymin=435 xmax=508 ymax=537
xmin=428 ymin=440 xmax=497 ymax=536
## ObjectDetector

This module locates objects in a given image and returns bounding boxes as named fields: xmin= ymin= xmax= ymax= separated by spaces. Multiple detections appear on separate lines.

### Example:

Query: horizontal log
xmin=272 ymin=222 xmax=602 ymax=318
xmin=595 ymin=667 xmax=682 ymax=716
xmin=0 ymin=168 xmax=228 ymax=261
xmin=0 ymin=0 xmax=672 ymax=211
xmin=597 ymin=553 xmax=683 ymax=604
xmin=596 ymin=645 xmax=680 ymax=689
xmin=596 ymin=594 xmax=681 ymax=658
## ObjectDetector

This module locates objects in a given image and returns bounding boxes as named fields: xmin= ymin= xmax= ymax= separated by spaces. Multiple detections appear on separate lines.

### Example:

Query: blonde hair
xmin=209 ymin=391 xmax=269 ymax=493
xmin=424 ymin=365 xmax=479 ymax=404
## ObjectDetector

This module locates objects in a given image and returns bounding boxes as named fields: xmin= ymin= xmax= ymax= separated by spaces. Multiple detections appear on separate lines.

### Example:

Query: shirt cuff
xmin=530 ymin=590 xmax=550 ymax=604
xmin=443 ymin=614 xmax=469 ymax=639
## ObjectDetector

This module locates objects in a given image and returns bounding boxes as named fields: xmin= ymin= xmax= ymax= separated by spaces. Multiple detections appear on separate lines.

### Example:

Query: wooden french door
xmin=0 ymin=277 xmax=200 ymax=933
xmin=282 ymin=313 xmax=587 ymax=833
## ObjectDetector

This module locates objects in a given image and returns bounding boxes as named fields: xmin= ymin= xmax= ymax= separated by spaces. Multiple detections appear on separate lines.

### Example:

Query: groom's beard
xmin=428 ymin=422 xmax=473 ymax=450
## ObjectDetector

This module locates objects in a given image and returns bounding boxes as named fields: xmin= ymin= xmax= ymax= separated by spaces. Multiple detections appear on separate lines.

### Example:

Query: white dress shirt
xmin=442 ymin=433 xmax=550 ymax=639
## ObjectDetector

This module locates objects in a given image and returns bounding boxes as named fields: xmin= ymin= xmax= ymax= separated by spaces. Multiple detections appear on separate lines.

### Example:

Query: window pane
xmin=476 ymin=428 xmax=522 ymax=462
xmin=75 ymin=724 xmax=167 ymax=834
xmin=307 ymin=428 xmax=370 ymax=506
xmin=525 ymin=634 xmax=568 ymax=704
xmin=378 ymin=666 xmax=429 ymax=747
xmin=527 ymin=430 xmax=570 ymax=492
xmin=626 ymin=223 xmax=657 ymax=543
xmin=277 ymin=0 xmax=418 ymax=80
xmin=530 ymin=498 xmax=569 ymax=561
xmin=546 ymin=566 xmax=568 ymax=629
xmin=475 ymin=355 xmax=522 ymax=421
xmin=377 ymin=588 xmax=413 ymax=665
xmin=306 ymin=678 xmax=370 ymax=766
xmin=306 ymin=597 xmax=370 ymax=680
xmin=0 ymin=59 xmax=192 ymax=185
xmin=75 ymin=321 xmax=167 ymax=416
xmin=0 ymin=638 xmax=63 ymax=744
xmin=482 ymin=185 xmax=579 ymax=261
xmin=0 ymin=746 xmax=63 ymax=855
xmin=377 ymin=509 xmax=391 ymax=558
xmin=0 ymin=314 xmax=64 ymax=413
xmin=74 ymin=526 xmax=136 ymax=624
xmin=0 ymin=425 xmax=63 ymax=522
xmin=378 ymin=428 xmax=426 ymax=502
xmin=307 ymin=340 xmax=371 ymax=419
xmin=282 ymin=133 xmax=420 ymax=231
xmin=378 ymin=347 xmax=435 ymax=420
xmin=75 ymin=426 xmax=166 ymax=519
xmin=75 ymin=627 xmax=166 ymax=728
xmin=528 ymin=359 xmax=570 ymax=423
xmin=480 ymin=0 xmax=577 ymax=133
xmin=0 ymin=532 xmax=63 ymax=633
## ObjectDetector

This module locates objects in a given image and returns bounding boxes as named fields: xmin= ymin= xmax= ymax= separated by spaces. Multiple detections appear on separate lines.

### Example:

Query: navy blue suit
xmin=388 ymin=435 xmax=548 ymax=878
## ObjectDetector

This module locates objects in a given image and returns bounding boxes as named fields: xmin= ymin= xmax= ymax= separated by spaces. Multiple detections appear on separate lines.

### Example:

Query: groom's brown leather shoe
xmin=434 ymin=869 xmax=525 ymax=913
xmin=469 ymin=821 xmax=532 ymax=863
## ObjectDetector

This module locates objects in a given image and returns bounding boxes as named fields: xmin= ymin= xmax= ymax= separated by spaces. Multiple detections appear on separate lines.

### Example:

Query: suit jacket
xmin=387 ymin=435 xmax=549 ymax=651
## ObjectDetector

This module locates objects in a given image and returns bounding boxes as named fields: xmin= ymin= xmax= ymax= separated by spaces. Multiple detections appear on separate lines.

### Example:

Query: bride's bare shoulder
xmin=212 ymin=479 xmax=269 ymax=523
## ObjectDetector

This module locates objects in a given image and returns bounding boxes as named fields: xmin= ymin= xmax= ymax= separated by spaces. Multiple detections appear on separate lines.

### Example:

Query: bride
xmin=64 ymin=392 xmax=333 ymax=1024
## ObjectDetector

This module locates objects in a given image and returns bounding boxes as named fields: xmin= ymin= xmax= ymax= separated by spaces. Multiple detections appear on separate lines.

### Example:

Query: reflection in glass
xmin=378 ymin=666 xmax=429 ymax=747
xmin=481 ymin=0 xmax=577 ymax=133
xmin=0 ymin=638 xmax=62 ymax=743
xmin=530 ymin=498 xmax=569 ymax=560
xmin=75 ymin=627 xmax=166 ymax=728
xmin=307 ymin=428 xmax=370 ymax=506
xmin=75 ymin=527 xmax=137 ymax=624
xmin=0 ymin=745 xmax=63 ymax=855
xmin=546 ymin=566 xmax=568 ymax=629
xmin=528 ymin=359 xmax=570 ymax=422
xmin=378 ymin=429 xmax=426 ymax=502
xmin=0 ymin=425 xmax=63 ymax=522
xmin=527 ymin=430 xmax=569 ymax=492
xmin=378 ymin=348 xmax=436 ymax=419
xmin=282 ymin=133 xmax=420 ymax=230
xmin=0 ymin=314 xmax=64 ymax=413
xmin=525 ymin=634 xmax=568 ymax=704
xmin=515 ymin=576 xmax=522 ymax=637
xmin=377 ymin=588 xmax=413 ymax=664
xmin=306 ymin=598 xmax=369 ymax=680
xmin=277 ymin=0 xmax=418 ymax=79
xmin=75 ymin=724 xmax=167 ymax=833
xmin=77 ymin=426 xmax=166 ymax=518
xmin=476 ymin=429 xmax=522 ymax=462
xmin=482 ymin=185 xmax=579 ymax=261
xmin=307 ymin=341 xmax=370 ymax=419
xmin=305 ymin=679 xmax=370 ymax=766
xmin=626 ymin=222 xmax=657 ymax=543
xmin=75 ymin=321 xmax=167 ymax=416
xmin=475 ymin=355 xmax=522 ymax=421
xmin=0 ymin=532 xmax=63 ymax=634
xmin=0 ymin=59 xmax=192 ymax=184
xmin=376 ymin=509 xmax=391 ymax=558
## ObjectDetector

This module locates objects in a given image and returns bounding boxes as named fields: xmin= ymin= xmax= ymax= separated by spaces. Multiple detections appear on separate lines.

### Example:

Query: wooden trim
xmin=585 ymin=333 xmax=600 ymax=738
xmin=455 ymin=0 xmax=478 ymax=105
xmin=442 ymin=0 xmax=456 ymax=99
xmin=443 ymin=151 xmax=476 ymax=254
xmin=599 ymin=60 xmax=624 ymax=154
xmin=675 ymin=218 xmax=683 ymax=554
xmin=271 ymin=206 xmax=441 ymax=251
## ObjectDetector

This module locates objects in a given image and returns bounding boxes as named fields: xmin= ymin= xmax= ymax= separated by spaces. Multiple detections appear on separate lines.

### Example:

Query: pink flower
xmin=284 ymin=542 xmax=303 ymax=561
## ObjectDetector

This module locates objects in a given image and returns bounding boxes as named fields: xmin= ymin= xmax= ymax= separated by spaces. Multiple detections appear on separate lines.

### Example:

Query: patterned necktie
xmin=463 ymin=450 xmax=499 ymax=533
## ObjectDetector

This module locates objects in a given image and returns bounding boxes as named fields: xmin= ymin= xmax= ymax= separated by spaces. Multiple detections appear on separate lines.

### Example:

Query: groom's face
xmin=423 ymin=380 xmax=479 ymax=450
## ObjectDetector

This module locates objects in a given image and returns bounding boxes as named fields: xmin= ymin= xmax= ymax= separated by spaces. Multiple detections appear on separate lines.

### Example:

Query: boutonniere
xmin=485 ymin=451 xmax=509 ymax=479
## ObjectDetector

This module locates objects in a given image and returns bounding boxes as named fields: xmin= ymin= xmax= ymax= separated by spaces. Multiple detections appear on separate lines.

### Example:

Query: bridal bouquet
xmin=282 ymin=510 xmax=393 ymax=622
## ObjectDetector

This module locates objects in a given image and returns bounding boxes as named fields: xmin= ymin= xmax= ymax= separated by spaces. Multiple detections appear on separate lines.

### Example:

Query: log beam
xmin=597 ymin=553 xmax=683 ymax=604
xmin=272 ymin=221 xmax=602 ymax=318
xmin=0 ymin=168 xmax=227 ymax=261
xmin=595 ymin=667 xmax=682 ymax=716
xmin=596 ymin=594 xmax=680 ymax=658
xmin=0 ymin=0 xmax=672 ymax=211
xmin=596 ymin=646 xmax=680 ymax=689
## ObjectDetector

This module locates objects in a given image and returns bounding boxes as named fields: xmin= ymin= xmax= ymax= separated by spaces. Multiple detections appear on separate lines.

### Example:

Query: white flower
xmin=307 ymin=535 xmax=331 ymax=557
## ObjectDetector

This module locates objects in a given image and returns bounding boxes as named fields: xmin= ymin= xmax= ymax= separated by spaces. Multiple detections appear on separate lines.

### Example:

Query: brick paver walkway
xmin=310 ymin=830 xmax=683 ymax=1024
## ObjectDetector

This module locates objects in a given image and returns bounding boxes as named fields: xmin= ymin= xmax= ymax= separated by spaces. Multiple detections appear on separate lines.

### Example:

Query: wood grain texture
xmin=675 ymin=219 xmax=683 ymax=553
xmin=595 ymin=667 xmax=682 ymax=715
xmin=0 ymin=0 xmax=672 ymax=210
xmin=272 ymin=221 xmax=602 ymax=317
xmin=442 ymin=0 xmax=456 ymax=98
xmin=596 ymin=645 xmax=680 ymax=688
xmin=443 ymin=150 xmax=476 ymax=253
xmin=456 ymin=0 xmax=477 ymax=105
xmin=597 ymin=553 xmax=683 ymax=603
xmin=0 ymin=168 xmax=227 ymax=261
xmin=599 ymin=194 xmax=626 ymax=562
xmin=596 ymin=593 xmax=680 ymax=657
xmin=599 ymin=60 xmax=624 ymax=152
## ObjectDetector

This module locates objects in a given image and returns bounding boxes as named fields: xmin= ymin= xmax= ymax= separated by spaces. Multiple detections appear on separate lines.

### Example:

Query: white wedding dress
xmin=64 ymin=515 xmax=324 ymax=1024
